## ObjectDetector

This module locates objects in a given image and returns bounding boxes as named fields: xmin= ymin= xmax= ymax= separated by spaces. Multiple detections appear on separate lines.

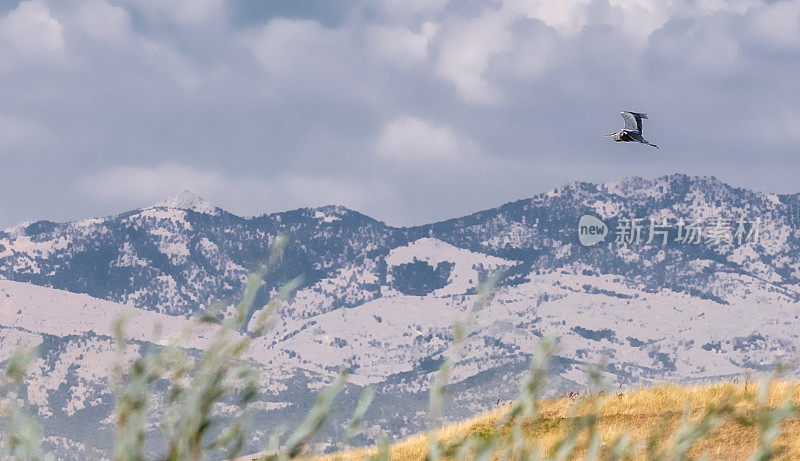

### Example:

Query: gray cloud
xmin=0 ymin=0 xmax=798 ymax=228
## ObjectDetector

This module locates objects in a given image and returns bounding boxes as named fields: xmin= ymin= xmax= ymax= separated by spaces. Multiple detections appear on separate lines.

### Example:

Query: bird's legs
xmin=648 ymin=142 xmax=659 ymax=149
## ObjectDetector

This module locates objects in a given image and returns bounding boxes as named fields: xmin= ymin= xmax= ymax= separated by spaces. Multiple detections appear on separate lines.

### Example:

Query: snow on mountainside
xmin=0 ymin=280 xmax=213 ymax=347
xmin=153 ymin=190 xmax=220 ymax=215
xmin=2 ymin=174 xmax=799 ymax=315
xmin=2 ymin=173 xmax=800 ymax=457
xmin=0 ymin=280 xmax=336 ymax=457
xmin=384 ymin=238 xmax=514 ymax=296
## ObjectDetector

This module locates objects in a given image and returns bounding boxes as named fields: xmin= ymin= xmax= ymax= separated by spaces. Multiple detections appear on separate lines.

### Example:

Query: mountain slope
xmin=2 ymin=173 xmax=800 ymax=457
xmin=2 ymin=174 xmax=798 ymax=318
xmin=319 ymin=380 xmax=800 ymax=460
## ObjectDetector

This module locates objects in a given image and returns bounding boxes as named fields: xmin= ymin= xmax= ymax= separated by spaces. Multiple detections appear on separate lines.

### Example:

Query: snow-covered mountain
xmin=1 ymin=173 xmax=800 ymax=458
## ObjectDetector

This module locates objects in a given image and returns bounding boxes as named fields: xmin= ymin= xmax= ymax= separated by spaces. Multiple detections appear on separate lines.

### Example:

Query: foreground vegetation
xmin=320 ymin=380 xmax=800 ymax=460
xmin=2 ymin=239 xmax=798 ymax=459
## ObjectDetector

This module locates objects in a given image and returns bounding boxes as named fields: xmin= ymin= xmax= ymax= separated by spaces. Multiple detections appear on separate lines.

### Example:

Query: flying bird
xmin=605 ymin=111 xmax=659 ymax=149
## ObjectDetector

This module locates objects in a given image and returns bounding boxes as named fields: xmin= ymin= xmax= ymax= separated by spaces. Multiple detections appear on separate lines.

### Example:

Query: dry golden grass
xmin=318 ymin=380 xmax=800 ymax=460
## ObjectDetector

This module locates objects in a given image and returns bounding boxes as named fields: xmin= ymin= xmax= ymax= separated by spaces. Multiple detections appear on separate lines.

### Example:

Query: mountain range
xmin=1 ymin=173 xmax=800 ymax=458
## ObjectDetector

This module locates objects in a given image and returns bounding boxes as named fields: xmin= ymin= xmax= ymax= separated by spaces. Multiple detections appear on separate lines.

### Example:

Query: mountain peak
xmin=152 ymin=191 xmax=218 ymax=214
xmin=599 ymin=173 xmax=732 ymax=198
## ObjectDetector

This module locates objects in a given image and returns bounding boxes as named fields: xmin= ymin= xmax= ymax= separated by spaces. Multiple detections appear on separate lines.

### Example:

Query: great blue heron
xmin=605 ymin=111 xmax=659 ymax=149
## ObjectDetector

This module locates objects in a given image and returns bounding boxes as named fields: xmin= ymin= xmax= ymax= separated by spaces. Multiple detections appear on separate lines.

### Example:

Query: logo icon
xmin=578 ymin=215 xmax=608 ymax=246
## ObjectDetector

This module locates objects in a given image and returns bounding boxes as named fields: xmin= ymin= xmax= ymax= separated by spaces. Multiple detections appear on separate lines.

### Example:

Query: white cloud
xmin=0 ymin=115 xmax=40 ymax=149
xmin=512 ymin=0 xmax=593 ymax=35
xmin=376 ymin=116 xmax=477 ymax=162
xmin=434 ymin=9 xmax=511 ymax=103
xmin=379 ymin=0 xmax=450 ymax=19
xmin=430 ymin=0 xmax=784 ymax=103
xmin=78 ymin=163 xmax=396 ymax=217
xmin=646 ymin=14 xmax=743 ymax=79
xmin=748 ymin=0 xmax=800 ymax=48
xmin=498 ymin=19 xmax=560 ymax=80
xmin=228 ymin=175 xmax=396 ymax=215
xmin=136 ymin=0 xmax=227 ymax=27
xmin=74 ymin=0 xmax=131 ymax=42
xmin=368 ymin=22 xmax=438 ymax=67
xmin=2 ymin=0 xmax=800 ymax=228
xmin=247 ymin=19 xmax=345 ymax=78
xmin=0 ymin=0 xmax=65 ymax=65
xmin=243 ymin=18 xmax=365 ymax=99
xmin=752 ymin=110 xmax=800 ymax=144
xmin=78 ymin=163 xmax=225 ymax=204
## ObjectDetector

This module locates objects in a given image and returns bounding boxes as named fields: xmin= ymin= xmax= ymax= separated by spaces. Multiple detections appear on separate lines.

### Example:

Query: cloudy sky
xmin=1 ymin=0 xmax=798 ymax=228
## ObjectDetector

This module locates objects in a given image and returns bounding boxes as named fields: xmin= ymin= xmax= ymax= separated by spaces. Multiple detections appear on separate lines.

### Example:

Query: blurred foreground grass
xmin=317 ymin=380 xmax=800 ymax=460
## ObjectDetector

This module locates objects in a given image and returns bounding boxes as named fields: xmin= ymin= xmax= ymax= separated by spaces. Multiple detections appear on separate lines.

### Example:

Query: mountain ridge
xmin=7 ymin=173 xmax=786 ymax=233
xmin=1 ymin=172 xmax=799 ymax=315
xmin=2 ymin=172 xmax=800 ymax=457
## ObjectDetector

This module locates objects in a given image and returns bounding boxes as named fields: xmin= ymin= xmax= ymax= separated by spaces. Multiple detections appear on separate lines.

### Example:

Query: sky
xmin=0 ymin=0 xmax=798 ymax=228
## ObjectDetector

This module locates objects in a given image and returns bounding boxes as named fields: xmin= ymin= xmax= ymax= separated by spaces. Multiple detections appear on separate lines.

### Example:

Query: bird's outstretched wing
xmin=620 ymin=111 xmax=647 ymax=133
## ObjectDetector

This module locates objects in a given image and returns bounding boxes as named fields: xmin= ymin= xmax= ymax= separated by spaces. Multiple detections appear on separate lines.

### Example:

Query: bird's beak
xmin=603 ymin=133 xmax=614 ymax=137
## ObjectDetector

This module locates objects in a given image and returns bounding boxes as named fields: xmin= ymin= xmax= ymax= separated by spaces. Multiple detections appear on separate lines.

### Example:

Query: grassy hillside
xmin=319 ymin=380 xmax=800 ymax=460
